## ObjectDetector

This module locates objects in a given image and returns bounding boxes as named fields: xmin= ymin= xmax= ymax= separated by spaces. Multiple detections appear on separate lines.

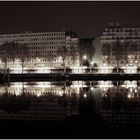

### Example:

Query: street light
xmin=83 ymin=55 xmax=87 ymax=60
xmin=83 ymin=94 xmax=87 ymax=98
xmin=135 ymin=60 xmax=138 ymax=64
xmin=103 ymin=63 xmax=106 ymax=73
xmin=90 ymin=61 xmax=94 ymax=73
xmin=82 ymin=55 xmax=87 ymax=74
xmin=91 ymin=61 xmax=94 ymax=65
xmin=128 ymin=55 xmax=131 ymax=59
xmin=59 ymin=56 xmax=63 ymax=61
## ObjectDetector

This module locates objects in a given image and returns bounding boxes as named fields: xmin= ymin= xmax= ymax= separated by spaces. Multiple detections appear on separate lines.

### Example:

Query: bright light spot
xmin=91 ymin=87 xmax=94 ymax=91
xmin=130 ymin=87 xmax=133 ymax=92
xmin=127 ymin=94 xmax=131 ymax=98
xmin=98 ymin=81 xmax=113 ymax=91
xmin=71 ymin=81 xmax=86 ymax=88
xmin=125 ymin=66 xmax=137 ymax=74
xmin=57 ymin=56 xmax=63 ymax=62
xmin=105 ymin=94 xmax=108 ymax=97
xmin=59 ymin=56 xmax=62 ymax=60
xmin=91 ymin=61 xmax=94 ymax=65
xmin=76 ymin=88 xmax=80 ymax=94
xmin=83 ymin=94 xmax=87 ymax=98
xmin=98 ymin=63 xmax=113 ymax=74
xmin=10 ymin=82 xmax=23 ymax=95
xmin=36 ymin=67 xmax=51 ymax=73
xmin=121 ymin=81 xmax=137 ymax=89
xmin=59 ymin=91 xmax=63 ymax=96
xmin=36 ymin=58 xmax=41 ymax=62
xmin=103 ymin=88 xmax=106 ymax=92
xmin=37 ymin=93 xmax=41 ymax=97
xmin=71 ymin=66 xmax=87 ymax=74
xmin=83 ymin=55 xmax=87 ymax=60
xmin=36 ymin=82 xmax=52 ymax=88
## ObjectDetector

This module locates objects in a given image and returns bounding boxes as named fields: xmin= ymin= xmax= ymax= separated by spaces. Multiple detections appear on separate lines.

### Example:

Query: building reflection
xmin=0 ymin=81 xmax=81 ymax=121
xmin=0 ymin=80 xmax=140 ymax=126
xmin=101 ymin=81 xmax=140 ymax=127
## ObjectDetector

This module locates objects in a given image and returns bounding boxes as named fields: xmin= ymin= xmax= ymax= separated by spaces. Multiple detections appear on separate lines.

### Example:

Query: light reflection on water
xmin=0 ymin=80 xmax=139 ymax=100
xmin=0 ymin=80 xmax=140 ymax=125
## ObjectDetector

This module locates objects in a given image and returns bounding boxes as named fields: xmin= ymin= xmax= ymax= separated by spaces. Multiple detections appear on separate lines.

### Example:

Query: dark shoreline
xmin=2 ymin=73 xmax=140 ymax=82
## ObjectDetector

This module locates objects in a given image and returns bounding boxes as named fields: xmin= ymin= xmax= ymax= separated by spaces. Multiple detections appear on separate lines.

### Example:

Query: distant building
xmin=100 ymin=22 xmax=140 ymax=73
xmin=0 ymin=31 xmax=79 ymax=73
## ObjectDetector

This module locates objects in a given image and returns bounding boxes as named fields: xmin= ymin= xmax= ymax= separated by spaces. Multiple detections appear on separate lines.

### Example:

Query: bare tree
xmin=9 ymin=42 xmax=19 ymax=70
xmin=0 ymin=42 xmax=9 ymax=70
xmin=112 ymin=41 xmax=124 ymax=71
xmin=0 ymin=41 xmax=29 ymax=73
xmin=19 ymin=44 xmax=29 ymax=73
xmin=102 ymin=43 xmax=111 ymax=56
xmin=0 ymin=41 xmax=17 ymax=70
xmin=111 ymin=40 xmax=139 ymax=73
xmin=70 ymin=44 xmax=78 ymax=66
xmin=58 ymin=45 xmax=68 ymax=73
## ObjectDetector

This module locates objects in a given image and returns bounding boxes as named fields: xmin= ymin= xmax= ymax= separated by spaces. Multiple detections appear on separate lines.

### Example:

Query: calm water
xmin=0 ymin=80 xmax=140 ymax=138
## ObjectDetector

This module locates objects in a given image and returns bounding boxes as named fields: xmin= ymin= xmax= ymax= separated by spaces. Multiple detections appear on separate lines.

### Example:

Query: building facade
xmin=0 ymin=31 xmax=79 ymax=73
xmin=100 ymin=22 xmax=140 ymax=73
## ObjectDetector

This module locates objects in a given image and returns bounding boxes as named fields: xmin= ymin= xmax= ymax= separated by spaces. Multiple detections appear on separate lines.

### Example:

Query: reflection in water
xmin=102 ymin=81 xmax=140 ymax=127
xmin=0 ymin=80 xmax=140 ymax=127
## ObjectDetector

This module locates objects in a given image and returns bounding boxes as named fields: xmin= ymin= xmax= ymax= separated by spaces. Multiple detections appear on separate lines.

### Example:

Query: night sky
xmin=0 ymin=1 xmax=140 ymax=37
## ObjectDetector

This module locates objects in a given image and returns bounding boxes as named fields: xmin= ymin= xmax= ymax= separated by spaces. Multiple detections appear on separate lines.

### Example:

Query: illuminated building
xmin=100 ymin=22 xmax=140 ymax=73
xmin=0 ymin=31 xmax=79 ymax=73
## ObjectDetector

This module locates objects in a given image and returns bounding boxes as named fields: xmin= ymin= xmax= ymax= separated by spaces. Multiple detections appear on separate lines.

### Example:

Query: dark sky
xmin=0 ymin=1 xmax=140 ymax=38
